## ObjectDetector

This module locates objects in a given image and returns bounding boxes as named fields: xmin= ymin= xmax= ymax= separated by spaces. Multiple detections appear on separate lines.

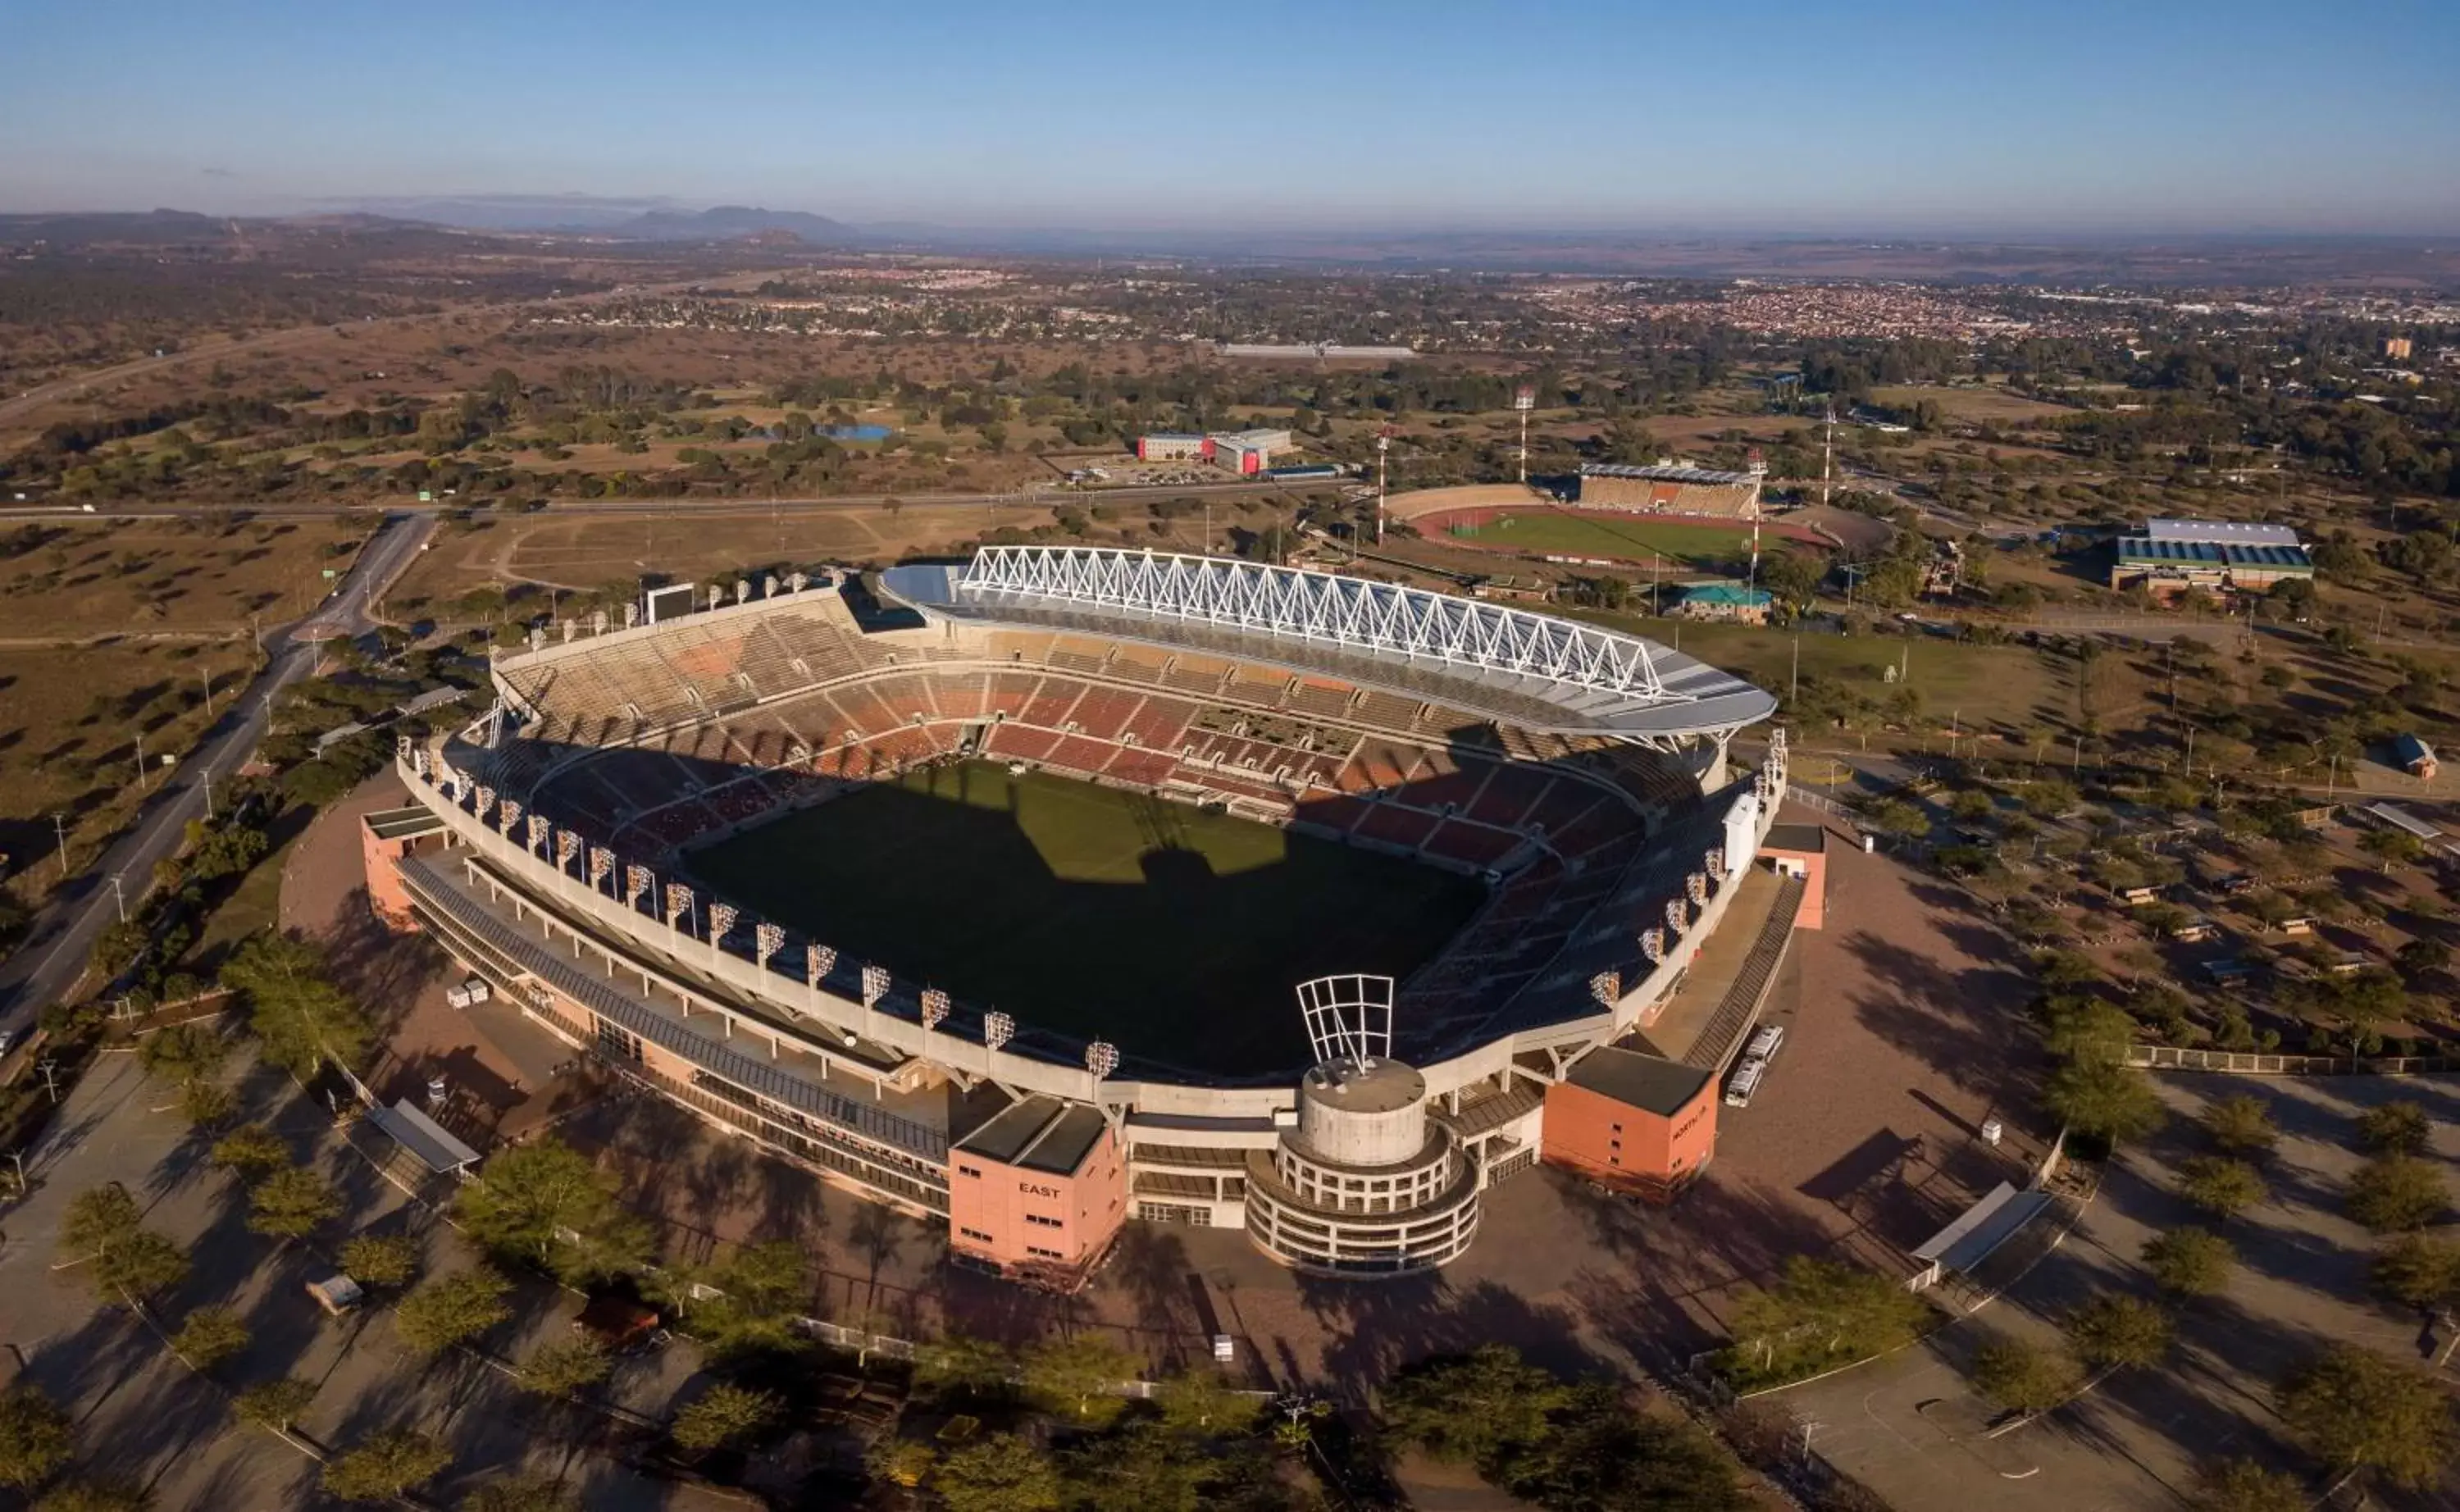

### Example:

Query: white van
xmin=1743 ymin=1023 xmax=1786 ymax=1063
xmin=1724 ymin=1058 xmax=1765 ymax=1109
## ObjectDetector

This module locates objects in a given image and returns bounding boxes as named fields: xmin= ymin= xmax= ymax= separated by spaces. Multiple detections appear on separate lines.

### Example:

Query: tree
xmin=1721 ymin=1256 xmax=1934 ymax=1388
xmin=1154 ymin=1369 xmax=1263 ymax=1437
xmin=2276 ymin=1346 xmax=2456 ymax=1490
xmin=170 ymin=1305 xmax=250 ymax=1372
xmin=394 ymin=1266 xmax=513 ymax=1356
xmin=2361 ymin=828 xmax=2426 ymax=872
xmin=1971 ymin=1337 xmax=2084 ymax=1414
xmin=177 ymin=1078 xmax=236 ymax=1130
xmin=460 ymin=1475 xmax=581 ymax=1512
xmin=135 ymin=1023 xmax=226 ymax=1090
xmin=933 ymin=1434 xmax=1062 ymax=1512
xmin=2201 ymin=1094 xmax=2278 ymax=1156
xmin=1380 ymin=1344 xmax=1567 ymax=1472
xmin=0 ymin=1387 xmax=73 ymax=1489
xmin=323 ymin=1429 xmax=452 ymax=1504
xmin=454 ymin=1138 xmax=649 ymax=1284
xmin=217 ymin=932 xmax=372 ymax=1076
xmin=2064 ymin=1295 xmax=2171 ymax=1372
xmin=34 ymin=1474 xmax=153 ymax=1512
xmin=681 ymin=1239 xmax=811 ymax=1358
xmin=2347 ymin=1154 xmax=2448 ymax=1233
xmin=1500 ymin=1382 xmax=1749 ymax=1512
xmin=338 ymin=1233 xmax=420 ymax=1291
xmin=668 ymin=1384 xmax=778 ymax=1453
xmin=247 ymin=1165 xmax=341 ymax=1240
xmin=910 ymin=1333 xmax=1017 ymax=1403
xmin=232 ymin=1378 xmax=317 ymax=1433
xmin=58 ymin=1186 xmax=188 ymax=1301
xmin=2188 ymin=1458 xmax=2308 ymax=1512
xmin=2042 ymin=1057 xmax=2166 ymax=1145
xmin=2143 ymin=1227 xmax=2236 ymax=1297
xmin=2373 ymin=1232 xmax=2460 ymax=1310
xmin=2359 ymin=1100 xmax=2432 ymax=1156
xmin=209 ymin=1123 xmax=289 ymax=1177
xmin=517 ymin=1336 xmax=612 ymax=1400
xmin=2179 ymin=1156 xmax=2268 ymax=1220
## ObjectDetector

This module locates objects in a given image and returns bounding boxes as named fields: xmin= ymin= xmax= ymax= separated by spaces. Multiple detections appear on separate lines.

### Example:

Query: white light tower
xmin=1296 ymin=973 xmax=1396 ymax=1069
xmin=1514 ymin=384 xmax=1535 ymax=485
xmin=1375 ymin=425 xmax=1396 ymax=544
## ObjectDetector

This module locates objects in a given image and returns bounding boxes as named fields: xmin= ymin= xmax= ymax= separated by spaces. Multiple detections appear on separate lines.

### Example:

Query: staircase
xmin=1681 ymin=873 xmax=1807 ymax=1073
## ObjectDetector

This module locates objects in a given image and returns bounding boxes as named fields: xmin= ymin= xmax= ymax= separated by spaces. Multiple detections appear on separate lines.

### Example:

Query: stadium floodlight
xmin=498 ymin=799 xmax=522 ymax=837
xmin=1086 ymin=1041 xmax=1120 ymax=1082
xmin=554 ymin=829 xmax=581 ymax=872
xmin=622 ymin=602 xmax=640 ymax=629
xmin=412 ymin=747 xmax=431 ymax=779
xmin=1664 ymin=898 xmax=1688 ymax=936
xmin=921 ymin=988 xmax=950 ymax=1032
xmin=808 ymin=944 xmax=836 ymax=986
xmin=625 ymin=864 xmax=654 ymax=909
xmin=860 ymin=964 xmax=891 ymax=1008
xmin=1686 ymin=872 xmax=1708 ymax=906
xmin=396 ymin=734 xmax=414 ymax=763
xmin=983 ymin=1010 xmax=1014 ymax=1053
xmin=664 ymin=881 xmax=695 ymax=934
xmin=789 ymin=572 xmax=809 ymax=594
xmin=587 ymin=846 xmax=614 ymax=889
xmin=1641 ymin=927 xmax=1666 ymax=964
xmin=474 ymin=785 xmax=495 ymax=822
xmin=754 ymin=921 xmax=783 ymax=971
xmin=1589 ymin=970 xmax=1621 ymax=1009
xmin=1705 ymin=846 xmax=1727 ymax=881
xmin=590 ymin=608 xmax=608 ymax=636
xmin=707 ymin=901 xmax=738 ymax=950
xmin=526 ymin=814 xmax=550 ymax=855
xmin=1294 ymin=974 xmax=1395 ymax=1068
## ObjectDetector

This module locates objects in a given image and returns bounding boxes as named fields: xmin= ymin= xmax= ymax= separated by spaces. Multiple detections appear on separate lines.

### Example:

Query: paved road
xmin=0 ymin=512 xmax=434 ymax=1032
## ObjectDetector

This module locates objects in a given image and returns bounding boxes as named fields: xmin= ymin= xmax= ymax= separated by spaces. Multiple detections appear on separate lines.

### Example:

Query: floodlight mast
xmin=1295 ymin=973 xmax=1396 ymax=1068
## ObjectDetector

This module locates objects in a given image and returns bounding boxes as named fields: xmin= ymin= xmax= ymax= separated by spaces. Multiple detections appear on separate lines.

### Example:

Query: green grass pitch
xmin=680 ymin=761 xmax=1487 ymax=1077
xmin=1445 ymin=508 xmax=1762 ymax=567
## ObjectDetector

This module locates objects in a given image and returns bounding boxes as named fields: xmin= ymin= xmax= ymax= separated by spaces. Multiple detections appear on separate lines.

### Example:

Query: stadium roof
xmin=2146 ymin=518 xmax=2302 ymax=548
xmin=1579 ymin=463 xmax=1757 ymax=485
xmin=881 ymin=548 xmax=1778 ymax=741
xmin=2115 ymin=536 xmax=2314 ymax=572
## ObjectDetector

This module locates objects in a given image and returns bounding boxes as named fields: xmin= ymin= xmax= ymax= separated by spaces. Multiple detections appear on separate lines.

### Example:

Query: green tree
xmin=2359 ymin=1100 xmax=2432 ymax=1155
xmin=2276 ymin=1346 xmax=2456 ymax=1490
xmin=2043 ymin=1057 xmax=2166 ymax=1144
xmin=1023 ymin=1336 xmax=1137 ymax=1428
xmin=170 ymin=1305 xmax=250 ymax=1372
xmin=2374 ymin=1232 xmax=2460 ymax=1310
xmin=2143 ymin=1228 xmax=2236 ymax=1297
xmin=1721 ymin=1257 xmax=1935 ymax=1388
xmin=2064 ymin=1295 xmax=2172 ymax=1372
xmin=232 ymin=1378 xmax=317 ymax=1433
xmin=2361 ymin=828 xmax=2426 ymax=872
xmin=681 ymin=1239 xmax=811 ymax=1358
xmin=34 ymin=1473 xmax=153 ymax=1512
xmin=517 ymin=1336 xmax=612 ymax=1400
xmin=1064 ymin=1422 xmax=1221 ymax=1512
xmin=460 ymin=1475 xmax=581 ymax=1512
xmin=2188 ymin=1457 xmax=2307 ymax=1512
xmin=178 ymin=1078 xmax=237 ymax=1130
xmin=911 ymin=1333 xmax=1017 ymax=1403
xmin=934 ymin=1434 xmax=1062 ymax=1512
xmin=217 ymin=932 xmax=373 ymax=1076
xmin=1500 ymin=1382 xmax=1749 ymax=1512
xmin=322 ymin=1429 xmax=451 ymax=1504
xmin=454 ymin=1138 xmax=650 ymax=1284
xmin=0 ymin=1386 xmax=74 ymax=1489
xmin=2179 ymin=1156 xmax=2268 ymax=1220
xmin=1154 ymin=1369 xmax=1263 ymax=1437
xmin=135 ymin=1022 xmax=226 ymax=1090
xmin=1971 ymin=1337 xmax=2084 ymax=1414
xmin=247 ymin=1165 xmax=341 ymax=1241
xmin=669 ymin=1384 xmax=778 ymax=1454
xmin=2200 ymin=1094 xmax=2278 ymax=1155
xmin=1380 ymin=1344 xmax=1567 ymax=1472
xmin=337 ymin=1233 xmax=420 ymax=1291
xmin=2347 ymin=1154 xmax=2448 ymax=1233
xmin=58 ymin=1185 xmax=188 ymax=1300
xmin=394 ymin=1266 xmax=514 ymax=1356
xmin=209 ymin=1123 xmax=289 ymax=1177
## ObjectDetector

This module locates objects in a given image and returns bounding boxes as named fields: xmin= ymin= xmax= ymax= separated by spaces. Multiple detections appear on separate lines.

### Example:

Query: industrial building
xmin=1135 ymin=434 xmax=1210 ymax=462
xmin=2108 ymin=518 xmax=2314 ymax=599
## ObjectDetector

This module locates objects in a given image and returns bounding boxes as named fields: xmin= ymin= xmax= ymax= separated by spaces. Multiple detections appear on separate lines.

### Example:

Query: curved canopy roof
xmin=881 ymin=547 xmax=1776 ymax=741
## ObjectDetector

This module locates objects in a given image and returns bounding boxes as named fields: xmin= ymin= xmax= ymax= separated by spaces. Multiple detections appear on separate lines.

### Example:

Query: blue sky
xmin=4 ymin=0 xmax=2456 ymax=233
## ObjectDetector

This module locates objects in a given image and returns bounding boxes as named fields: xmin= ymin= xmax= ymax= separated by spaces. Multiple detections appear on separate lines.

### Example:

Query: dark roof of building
xmin=2115 ymin=536 xmax=2313 ymax=572
xmin=1563 ymin=1045 xmax=1713 ymax=1117
xmin=2394 ymin=732 xmax=2436 ymax=766
xmin=1763 ymin=822 xmax=1829 ymax=854
xmin=954 ymin=1095 xmax=1108 ymax=1175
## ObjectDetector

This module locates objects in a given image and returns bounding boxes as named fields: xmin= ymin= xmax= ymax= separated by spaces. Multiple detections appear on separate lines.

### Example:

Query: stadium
xmin=365 ymin=546 xmax=1818 ymax=1282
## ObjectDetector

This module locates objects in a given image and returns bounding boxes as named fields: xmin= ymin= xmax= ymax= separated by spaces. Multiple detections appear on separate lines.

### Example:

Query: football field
xmin=1442 ymin=508 xmax=1762 ymax=568
xmin=681 ymin=761 xmax=1486 ymax=1077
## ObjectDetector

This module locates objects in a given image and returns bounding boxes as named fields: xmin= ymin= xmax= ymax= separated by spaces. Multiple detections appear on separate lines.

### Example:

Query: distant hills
xmin=606 ymin=204 xmax=863 ymax=244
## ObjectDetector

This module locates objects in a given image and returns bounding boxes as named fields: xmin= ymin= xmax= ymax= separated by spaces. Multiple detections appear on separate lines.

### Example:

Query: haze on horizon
xmin=4 ymin=0 xmax=2456 ymax=239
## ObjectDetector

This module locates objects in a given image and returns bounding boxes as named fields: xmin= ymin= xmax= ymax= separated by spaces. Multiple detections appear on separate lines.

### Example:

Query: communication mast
xmin=1375 ymin=425 xmax=1397 ymax=544
xmin=1513 ymin=384 xmax=1535 ymax=485
xmin=1820 ymin=403 xmax=1835 ymax=510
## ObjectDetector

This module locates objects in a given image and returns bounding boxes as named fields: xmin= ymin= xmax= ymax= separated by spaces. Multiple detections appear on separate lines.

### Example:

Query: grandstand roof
xmin=1580 ymin=463 xmax=1757 ymax=485
xmin=881 ymin=549 xmax=1777 ymax=741
xmin=2146 ymin=518 xmax=2302 ymax=548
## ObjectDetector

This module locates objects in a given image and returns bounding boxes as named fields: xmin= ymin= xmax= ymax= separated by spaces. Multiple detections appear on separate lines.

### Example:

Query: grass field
xmin=1437 ymin=508 xmax=1767 ymax=569
xmin=681 ymin=761 xmax=1486 ymax=1077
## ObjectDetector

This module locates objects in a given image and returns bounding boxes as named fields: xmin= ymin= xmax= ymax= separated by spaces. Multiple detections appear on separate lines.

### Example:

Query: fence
xmin=2126 ymin=1045 xmax=2460 ymax=1077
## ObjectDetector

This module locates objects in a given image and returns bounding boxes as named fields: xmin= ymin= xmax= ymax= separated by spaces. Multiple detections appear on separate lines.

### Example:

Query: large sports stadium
xmin=367 ymin=546 xmax=1817 ymax=1280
